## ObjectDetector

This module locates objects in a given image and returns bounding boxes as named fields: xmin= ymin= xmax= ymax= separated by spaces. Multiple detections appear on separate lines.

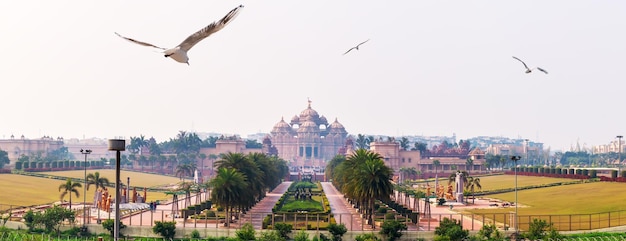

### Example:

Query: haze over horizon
xmin=1 ymin=1 xmax=624 ymax=152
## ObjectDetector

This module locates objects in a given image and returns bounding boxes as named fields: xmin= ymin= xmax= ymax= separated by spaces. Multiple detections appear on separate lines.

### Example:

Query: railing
xmin=3 ymin=202 xmax=626 ymax=232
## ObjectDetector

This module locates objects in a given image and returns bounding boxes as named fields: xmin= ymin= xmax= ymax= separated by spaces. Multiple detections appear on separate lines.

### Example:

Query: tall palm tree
xmin=466 ymin=157 xmax=474 ymax=173
xmin=198 ymin=153 xmax=207 ymax=173
xmin=465 ymin=176 xmax=482 ymax=204
xmin=59 ymin=178 xmax=82 ymax=210
xmin=216 ymin=152 xmax=263 ymax=210
xmin=210 ymin=168 xmax=247 ymax=227
xmin=86 ymin=172 xmax=110 ymax=193
xmin=353 ymin=158 xmax=393 ymax=228
xmin=399 ymin=137 xmax=410 ymax=151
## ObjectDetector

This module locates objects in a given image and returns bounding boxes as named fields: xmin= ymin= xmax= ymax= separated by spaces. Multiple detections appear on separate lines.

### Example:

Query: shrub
xmin=380 ymin=220 xmax=407 ymax=241
xmin=524 ymin=218 xmax=552 ymax=240
xmin=354 ymin=233 xmax=381 ymax=241
xmin=475 ymin=224 xmax=504 ymax=240
xmin=102 ymin=219 xmax=126 ymax=237
xmin=191 ymin=229 xmax=201 ymax=239
xmin=385 ymin=213 xmax=395 ymax=220
xmin=377 ymin=207 xmax=387 ymax=214
xmin=207 ymin=210 xmax=216 ymax=217
xmin=434 ymin=218 xmax=468 ymax=241
xmin=236 ymin=223 xmax=256 ymax=241
xmin=273 ymin=223 xmax=293 ymax=239
xmin=153 ymin=221 xmax=176 ymax=239
xmin=258 ymin=230 xmax=286 ymax=241
xmin=327 ymin=223 xmax=347 ymax=241
xmin=294 ymin=230 xmax=310 ymax=241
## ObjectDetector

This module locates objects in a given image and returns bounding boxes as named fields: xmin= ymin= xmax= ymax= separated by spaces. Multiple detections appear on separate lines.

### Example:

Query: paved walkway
xmin=320 ymin=182 xmax=372 ymax=231
xmin=237 ymin=181 xmax=292 ymax=229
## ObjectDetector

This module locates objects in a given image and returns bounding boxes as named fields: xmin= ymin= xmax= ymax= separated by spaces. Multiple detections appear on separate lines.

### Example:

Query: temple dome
xmin=271 ymin=117 xmax=293 ymax=134
xmin=297 ymin=120 xmax=319 ymax=133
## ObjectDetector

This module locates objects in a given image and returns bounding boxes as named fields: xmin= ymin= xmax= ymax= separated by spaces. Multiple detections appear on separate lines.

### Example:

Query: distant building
xmin=0 ymin=135 xmax=64 ymax=168
xmin=269 ymin=100 xmax=348 ymax=167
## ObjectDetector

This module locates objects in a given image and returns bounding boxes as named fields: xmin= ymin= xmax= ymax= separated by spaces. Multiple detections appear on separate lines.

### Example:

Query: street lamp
xmin=108 ymin=139 xmax=125 ymax=241
xmin=510 ymin=155 xmax=521 ymax=232
xmin=80 ymin=149 xmax=92 ymax=227
xmin=617 ymin=136 xmax=623 ymax=174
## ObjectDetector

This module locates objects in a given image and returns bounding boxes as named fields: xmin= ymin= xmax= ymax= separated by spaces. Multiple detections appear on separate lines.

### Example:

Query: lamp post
xmin=510 ymin=155 xmax=521 ymax=232
xmin=108 ymin=139 xmax=125 ymax=241
xmin=80 ymin=149 xmax=92 ymax=227
xmin=618 ymin=136 xmax=623 ymax=174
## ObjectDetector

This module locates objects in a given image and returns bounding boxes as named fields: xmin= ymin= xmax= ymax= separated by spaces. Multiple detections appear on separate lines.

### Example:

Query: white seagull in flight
xmin=115 ymin=5 xmax=244 ymax=65
xmin=512 ymin=56 xmax=548 ymax=74
xmin=343 ymin=39 xmax=370 ymax=55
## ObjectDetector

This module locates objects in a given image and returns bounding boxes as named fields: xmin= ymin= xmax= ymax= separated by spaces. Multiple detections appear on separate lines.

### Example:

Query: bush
xmin=435 ymin=218 xmax=468 ymax=241
xmin=191 ymin=229 xmax=201 ymax=239
xmin=385 ymin=213 xmax=396 ymax=220
xmin=380 ymin=220 xmax=407 ymax=241
xmin=524 ymin=218 xmax=552 ymax=240
xmin=377 ymin=207 xmax=387 ymax=214
xmin=273 ymin=223 xmax=293 ymax=239
xmin=327 ymin=223 xmax=347 ymax=241
xmin=102 ymin=219 xmax=126 ymax=237
xmin=207 ymin=210 xmax=216 ymax=217
xmin=236 ymin=223 xmax=256 ymax=241
xmin=355 ymin=233 xmax=381 ymax=241
xmin=294 ymin=230 xmax=310 ymax=241
xmin=153 ymin=221 xmax=176 ymax=239
xmin=475 ymin=224 xmax=504 ymax=240
xmin=258 ymin=230 xmax=286 ymax=241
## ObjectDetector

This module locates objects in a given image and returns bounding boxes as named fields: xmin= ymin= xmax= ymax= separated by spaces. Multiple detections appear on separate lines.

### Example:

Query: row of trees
xmin=326 ymin=149 xmax=394 ymax=228
xmin=208 ymin=152 xmax=289 ymax=226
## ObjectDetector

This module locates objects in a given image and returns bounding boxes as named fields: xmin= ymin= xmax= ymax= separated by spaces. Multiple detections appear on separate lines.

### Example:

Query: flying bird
xmin=512 ymin=56 xmax=548 ymax=74
xmin=343 ymin=39 xmax=370 ymax=55
xmin=115 ymin=5 xmax=244 ymax=65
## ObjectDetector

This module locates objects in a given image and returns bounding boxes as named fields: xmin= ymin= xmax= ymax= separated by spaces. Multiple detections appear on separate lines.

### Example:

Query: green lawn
xmin=280 ymin=196 xmax=324 ymax=212
xmin=0 ymin=171 xmax=176 ymax=210
xmin=40 ymin=169 xmax=182 ymax=188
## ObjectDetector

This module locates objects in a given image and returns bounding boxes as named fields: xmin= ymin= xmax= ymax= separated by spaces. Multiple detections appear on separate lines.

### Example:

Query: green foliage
xmin=190 ymin=229 xmax=201 ymax=239
xmin=273 ymin=222 xmax=293 ymax=239
xmin=318 ymin=233 xmax=332 ymax=241
xmin=153 ymin=221 xmax=177 ymax=239
xmin=101 ymin=219 xmax=126 ymax=237
xmin=294 ymin=230 xmax=310 ymax=241
xmin=258 ymin=230 xmax=286 ymax=241
xmin=23 ymin=205 xmax=75 ymax=235
xmin=474 ymin=224 xmax=504 ymax=241
xmin=376 ymin=207 xmax=387 ymax=213
xmin=384 ymin=213 xmax=395 ymax=220
xmin=236 ymin=223 xmax=256 ymax=241
xmin=327 ymin=223 xmax=347 ymax=241
xmin=379 ymin=220 xmax=407 ymax=241
xmin=435 ymin=217 xmax=469 ymax=241
xmin=523 ymin=218 xmax=555 ymax=240
xmin=280 ymin=199 xmax=324 ymax=212
xmin=354 ymin=233 xmax=382 ymax=241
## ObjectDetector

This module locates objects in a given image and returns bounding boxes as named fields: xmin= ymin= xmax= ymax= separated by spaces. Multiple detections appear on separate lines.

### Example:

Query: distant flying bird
xmin=343 ymin=39 xmax=370 ymax=55
xmin=512 ymin=56 xmax=548 ymax=74
xmin=115 ymin=5 xmax=244 ymax=65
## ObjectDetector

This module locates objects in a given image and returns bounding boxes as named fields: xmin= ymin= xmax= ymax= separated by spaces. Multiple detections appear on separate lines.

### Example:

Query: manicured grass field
xmin=470 ymin=175 xmax=575 ymax=192
xmin=40 ymin=169 xmax=182 ymax=188
xmin=0 ymin=171 xmax=176 ymax=210
xmin=462 ymin=181 xmax=626 ymax=230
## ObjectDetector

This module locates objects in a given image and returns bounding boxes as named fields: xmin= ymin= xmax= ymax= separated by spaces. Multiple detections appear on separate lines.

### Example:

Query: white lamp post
xmin=510 ymin=155 xmax=521 ymax=232
xmin=80 ymin=149 xmax=92 ymax=227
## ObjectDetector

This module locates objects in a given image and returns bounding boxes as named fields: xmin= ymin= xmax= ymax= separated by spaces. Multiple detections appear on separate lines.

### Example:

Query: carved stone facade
xmin=270 ymin=100 xmax=348 ymax=167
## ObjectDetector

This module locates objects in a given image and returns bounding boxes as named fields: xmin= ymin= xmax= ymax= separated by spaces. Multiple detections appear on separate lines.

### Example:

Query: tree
xmin=0 ymin=149 xmax=9 ymax=169
xmin=102 ymin=219 xmax=126 ymax=237
xmin=412 ymin=142 xmax=428 ymax=155
xmin=327 ymin=223 xmax=347 ymax=241
xmin=465 ymin=158 xmax=474 ymax=173
xmin=355 ymin=134 xmax=373 ymax=149
xmin=434 ymin=217 xmax=469 ymax=241
xmin=345 ymin=149 xmax=393 ymax=229
xmin=465 ymin=176 xmax=482 ymax=204
xmin=433 ymin=159 xmax=441 ymax=177
xmin=209 ymin=168 xmax=247 ymax=227
xmin=86 ymin=172 xmax=110 ymax=202
xmin=236 ymin=222 xmax=256 ymax=240
xmin=58 ymin=178 xmax=82 ymax=210
xmin=380 ymin=220 xmax=408 ymax=241
xmin=399 ymin=137 xmax=410 ymax=151
xmin=153 ymin=221 xmax=177 ymax=240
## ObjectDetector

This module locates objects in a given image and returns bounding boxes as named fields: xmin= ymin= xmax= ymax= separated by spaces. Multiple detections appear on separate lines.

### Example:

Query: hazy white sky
xmin=1 ymin=1 xmax=625 ymax=151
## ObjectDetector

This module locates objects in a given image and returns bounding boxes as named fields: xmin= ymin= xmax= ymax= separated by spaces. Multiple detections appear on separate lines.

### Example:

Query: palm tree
xmin=210 ymin=168 xmax=247 ymax=227
xmin=341 ymin=149 xmax=393 ymax=229
xmin=465 ymin=176 xmax=482 ymax=204
xmin=59 ymin=178 xmax=82 ymax=210
xmin=86 ymin=172 xmax=110 ymax=207
xmin=399 ymin=137 xmax=410 ymax=151
xmin=466 ymin=157 xmax=474 ymax=173
xmin=198 ymin=153 xmax=207 ymax=173
xmin=216 ymin=152 xmax=263 ymax=210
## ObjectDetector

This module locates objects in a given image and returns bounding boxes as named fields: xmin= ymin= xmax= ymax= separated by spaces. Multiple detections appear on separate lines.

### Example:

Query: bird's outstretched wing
xmin=115 ymin=32 xmax=166 ymax=50
xmin=178 ymin=5 xmax=244 ymax=52
xmin=512 ymin=56 xmax=529 ymax=70
xmin=357 ymin=39 xmax=370 ymax=47
xmin=343 ymin=47 xmax=357 ymax=55
xmin=536 ymin=67 xmax=548 ymax=74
